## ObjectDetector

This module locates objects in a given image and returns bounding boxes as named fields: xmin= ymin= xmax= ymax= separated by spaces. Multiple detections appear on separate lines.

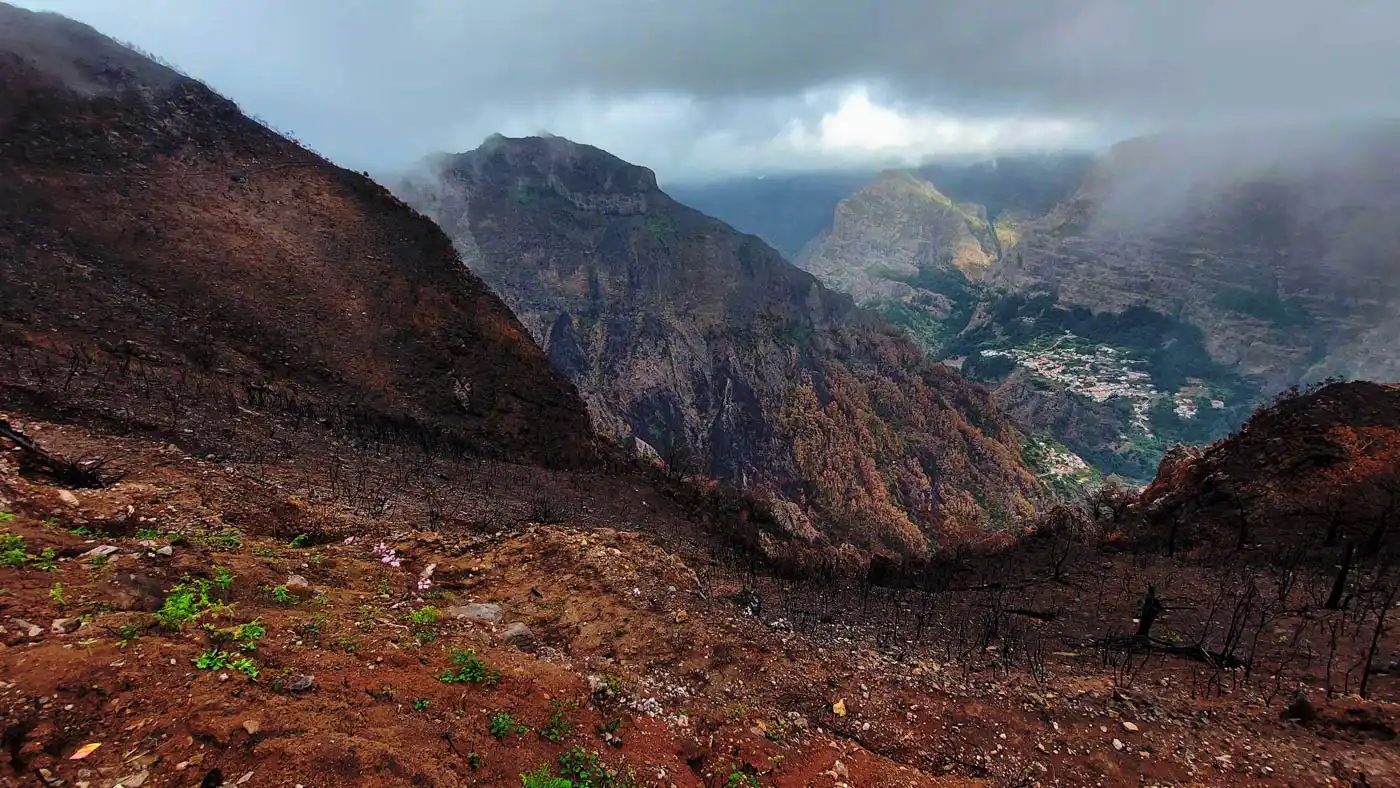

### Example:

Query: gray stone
xmin=155 ymin=546 xmax=174 ymax=557
xmin=501 ymin=622 xmax=536 ymax=648
xmin=446 ymin=603 xmax=501 ymax=623
xmin=51 ymin=618 xmax=80 ymax=634
xmin=10 ymin=618 xmax=43 ymax=638
xmin=286 ymin=674 xmax=315 ymax=692
xmin=80 ymin=545 xmax=119 ymax=559
xmin=285 ymin=574 xmax=311 ymax=590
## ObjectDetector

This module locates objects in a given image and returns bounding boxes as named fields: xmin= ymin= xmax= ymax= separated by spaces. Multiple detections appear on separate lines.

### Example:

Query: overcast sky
xmin=14 ymin=0 xmax=1400 ymax=182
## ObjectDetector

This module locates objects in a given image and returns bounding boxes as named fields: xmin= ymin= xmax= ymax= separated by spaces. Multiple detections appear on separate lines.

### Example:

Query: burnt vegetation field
xmin=4 ymin=333 xmax=1400 ymax=785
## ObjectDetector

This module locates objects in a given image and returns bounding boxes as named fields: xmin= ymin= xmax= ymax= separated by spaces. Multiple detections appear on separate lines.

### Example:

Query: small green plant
xmin=213 ymin=566 xmax=234 ymax=590
xmin=489 ymin=710 xmax=528 ymax=740
xmin=194 ymin=649 xmax=232 ymax=670
xmin=409 ymin=605 xmax=440 ymax=627
xmin=0 ymin=512 xmax=14 ymax=521
xmin=68 ymin=525 xmax=92 ymax=537
xmin=556 ymin=747 xmax=636 ymax=788
xmin=270 ymin=585 xmax=295 ymax=605
xmin=32 ymin=547 xmax=57 ymax=571
xmin=235 ymin=619 xmax=266 ymax=650
xmin=376 ymin=578 xmax=390 ymax=596
xmin=230 ymin=656 xmax=259 ymax=679
xmin=154 ymin=579 xmax=218 ymax=630
xmin=540 ymin=699 xmax=576 ymax=743
xmin=295 ymin=614 xmax=327 ymax=645
xmin=725 ymin=769 xmax=760 ymax=787
xmin=253 ymin=546 xmax=279 ymax=558
xmin=89 ymin=554 xmax=109 ymax=567
xmin=466 ymin=752 xmax=482 ymax=770
xmin=520 ymin=765 xmax=570 ymax=788
xmin=413 ymin=697 xmax=431 ymax=711
xmin=199 ymin=531 xmax=241 ymax=550
xmin=1 ymin=531 xmax=29 ymax=567
xmin=438 ymin=650 xmax=501 ymax=686
xmin=49 ymin=582 xmax=66 ymax=607
xmin=288 ymin=533 xmax=310 ymax=548
xmin=762 ymin=718 xmax=789 ymax=743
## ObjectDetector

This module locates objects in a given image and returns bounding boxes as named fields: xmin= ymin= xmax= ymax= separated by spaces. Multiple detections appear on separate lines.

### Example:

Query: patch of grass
xmin=288 ymin=533 xmax=310 ymax=548
xmin=413 ymin=697 xmax=431 ymax=711
xmin=489 ymin=710 xmax=529 ymax=740
xmin=438 ymin=649 xmax=501 ymax=686
xmin=49 ymin=582 xmax=66 ymax=607
xmin=253 ymin=546 xmax=279 ymax=558
xmin=520 ymin=765 xmax=571 ymax=788
xmin=68 ymin=525 xmax=93 ymax=537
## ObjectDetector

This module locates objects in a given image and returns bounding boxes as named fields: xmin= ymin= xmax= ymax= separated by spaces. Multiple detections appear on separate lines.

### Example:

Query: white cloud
xmin=785 ymin=85 xmax=1092 ymax=162
xmin=444 ymin=84 xmax=1096 ymax=182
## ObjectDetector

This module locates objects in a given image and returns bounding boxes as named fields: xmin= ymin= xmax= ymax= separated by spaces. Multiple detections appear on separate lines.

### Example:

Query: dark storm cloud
xmin=14 ymin=0 xmax=1400 ymax=178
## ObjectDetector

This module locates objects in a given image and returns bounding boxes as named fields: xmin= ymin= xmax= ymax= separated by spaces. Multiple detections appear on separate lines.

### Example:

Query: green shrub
xmin=438 ymin=650 xmax=500 ymax=686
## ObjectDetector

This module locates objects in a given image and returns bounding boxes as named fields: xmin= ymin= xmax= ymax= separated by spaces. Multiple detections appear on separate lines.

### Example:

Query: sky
xmin=13 ymin=0 xmax=1400 ymax=182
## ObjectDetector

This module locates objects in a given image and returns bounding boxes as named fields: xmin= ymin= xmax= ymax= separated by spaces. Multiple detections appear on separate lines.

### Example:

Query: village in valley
xmin=979 ymin=332 xmax=1228 ymax=482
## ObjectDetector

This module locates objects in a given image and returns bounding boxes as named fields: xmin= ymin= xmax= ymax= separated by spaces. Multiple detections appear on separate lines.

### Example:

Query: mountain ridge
xmin=399 ymin=134 xmax=1047 ymax=559
xmin=0 ymin=1 xmax=599 ymax=467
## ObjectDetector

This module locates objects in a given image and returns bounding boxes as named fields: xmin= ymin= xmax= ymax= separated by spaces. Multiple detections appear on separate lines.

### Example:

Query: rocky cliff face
xmin=794 ymin=171 xmax=997 ymax=355
xmin=0 ymin=4 xmax=598 ymax=467
xmin=991 ymin=128 xmax=1400 ymax=390
xmin=400 ymin=136 xmax=1045 ymax=558
xmin=797 ymin=171 xmax=997 ymax=296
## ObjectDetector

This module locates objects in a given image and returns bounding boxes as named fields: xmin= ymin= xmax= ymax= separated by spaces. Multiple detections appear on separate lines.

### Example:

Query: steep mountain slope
xmin=1136 ymin=380 xmax=1400 ymax=556
xmin=400 ymin=136 xmax=1044 ymax=558
xmin=795 ymin=171 xmax=997 ymax=355
xmin=0 ymin=3 xmax=596 ymax=466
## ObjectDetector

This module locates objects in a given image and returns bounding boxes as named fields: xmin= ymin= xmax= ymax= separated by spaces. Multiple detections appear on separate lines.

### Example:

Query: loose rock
xmin=446 ymin=603 xmax=502 ymax=623
xmin=51 ymin=617 xmax=80 ymax=634
xmin=501 ymin=621 xmax=536 ymax=648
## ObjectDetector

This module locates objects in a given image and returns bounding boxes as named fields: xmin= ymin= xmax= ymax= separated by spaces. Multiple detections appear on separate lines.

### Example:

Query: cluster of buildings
xmin=980 ymin=333 xmax=1224 ymax=440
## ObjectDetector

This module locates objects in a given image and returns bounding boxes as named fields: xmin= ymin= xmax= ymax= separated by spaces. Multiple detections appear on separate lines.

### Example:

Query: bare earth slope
xmin=400 ymin=136 xmax=1044 ymax=559
xmin=0 ymin=2 xmax=596 ymax=467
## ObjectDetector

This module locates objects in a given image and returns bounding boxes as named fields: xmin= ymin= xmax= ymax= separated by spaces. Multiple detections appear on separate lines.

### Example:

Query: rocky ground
xmin=3 ymin=418 xmax=1400 ymax=787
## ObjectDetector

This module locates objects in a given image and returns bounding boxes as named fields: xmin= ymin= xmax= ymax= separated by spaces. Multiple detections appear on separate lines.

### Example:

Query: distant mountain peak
xmin=446 ymin=134 xmax=660 ymax=213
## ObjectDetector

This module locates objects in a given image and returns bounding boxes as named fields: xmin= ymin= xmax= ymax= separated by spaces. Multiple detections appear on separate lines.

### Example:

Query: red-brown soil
xmin=4 ymin=414 xmax=1400 ymax=787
